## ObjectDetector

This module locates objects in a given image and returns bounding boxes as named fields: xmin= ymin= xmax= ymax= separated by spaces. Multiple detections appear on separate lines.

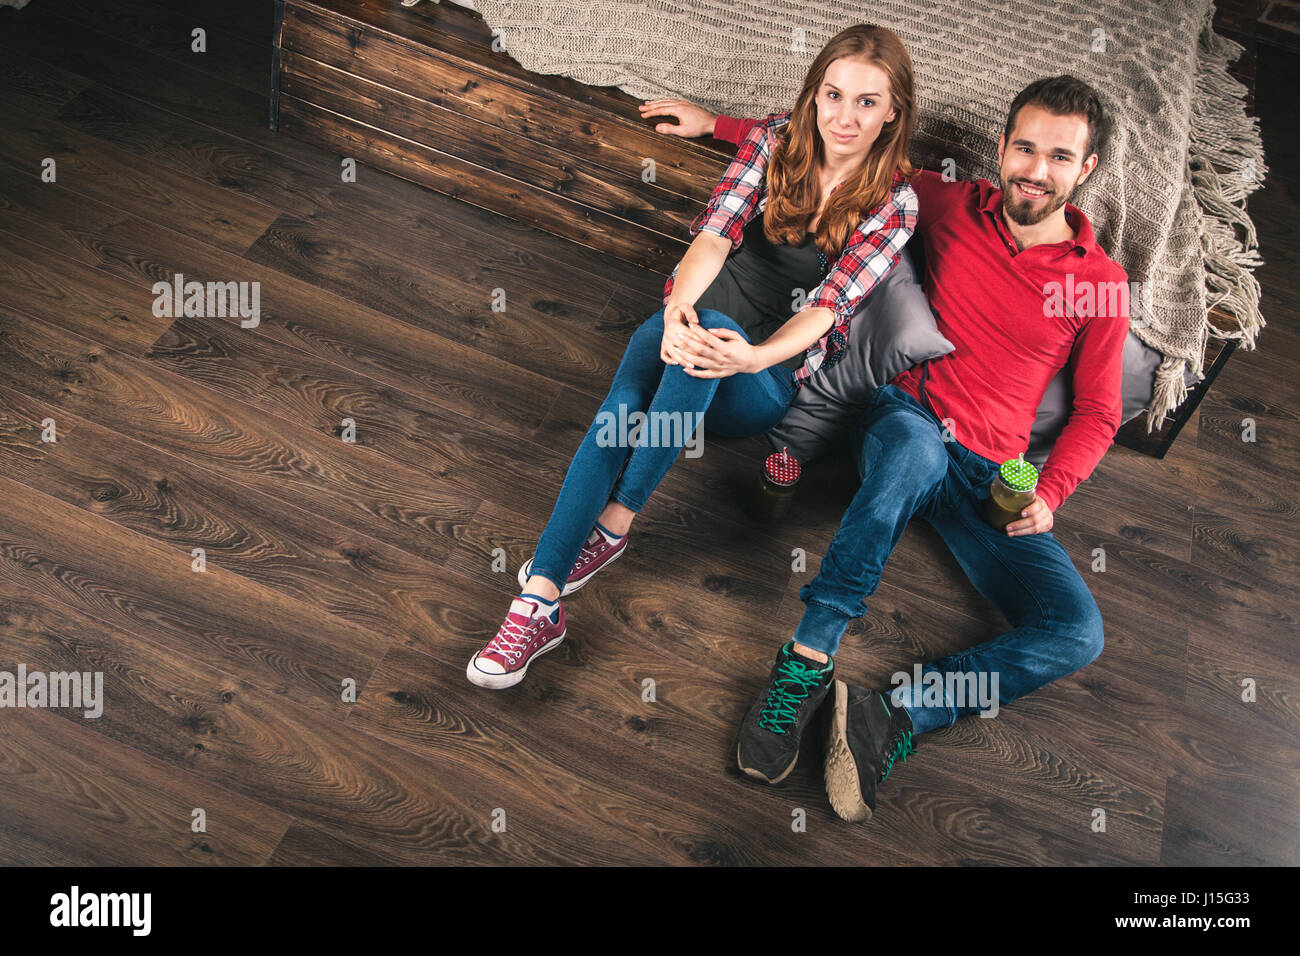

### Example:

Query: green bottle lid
xmin=999 ymin=455 xmax=1038 ymax=492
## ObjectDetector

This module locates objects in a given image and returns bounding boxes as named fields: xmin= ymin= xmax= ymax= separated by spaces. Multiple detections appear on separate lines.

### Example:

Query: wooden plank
xmin=0 ymin=7 xmax=387 ymax=180
xmin=266 ymin=820 xmax=401 ymax=865
xmin=276 ymin=93 xmax=683 ymax=273
xmin=0 ymin=381 xmax=598 ymax=667
xmin=0 ymin=571 xmax=595 ymax=865
xmin=0 ymin=229 xmax=176 ymax=356
xmin=0 ymin=306 xmax=480 ymax=564
xmin=350 ymin=646 xmax=862 ymax=865
xmin=289 ymin=0 xmax=734 ymax=162
xmin=0 ymin=465 xmax=389 ymax=720
xmin=0 ymin=45 xmax=89 ymax=114
xmin=0 ymin=162 xmax=566 ymax=433
xmin=0 ymin=386 xmax=71 ymax=484
xmin=1161 ymin=772 xmax=1300 ymax=865
xmin=0 ymin=98 xmax=282 ymax=258
xmin=0 ymin=584 xmax=292 ymax=865
xmin=1054 ymin=447 xmax=1196 ymax=565
xmin=127 ymin=0 xmax=274 ymax=46
xmin=242 ymin=209 xmax=636 ymax=397
xmin=145 ymin=312 xmax=585 ymax=523
xmin=46 ymin=81 xmax=667 ymax=301
xmin=278 ymin=47 xmax=697 ymax=233
xmin=40 ymin=0 xmax=269 ymax=96
xmin=272 ymin=0 xmax=285 ymax=130
xmin=279 ymin=5 xmax=719 ymax=200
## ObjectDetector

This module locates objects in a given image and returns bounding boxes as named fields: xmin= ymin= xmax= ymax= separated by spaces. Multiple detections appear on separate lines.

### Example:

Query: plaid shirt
xmin=662 ymin=111 xmax=919 ymax=387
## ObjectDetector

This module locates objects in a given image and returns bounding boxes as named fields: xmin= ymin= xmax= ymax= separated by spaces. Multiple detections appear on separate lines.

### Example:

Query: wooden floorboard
xmin=0 ymin=0 xmax=1294 ymax=865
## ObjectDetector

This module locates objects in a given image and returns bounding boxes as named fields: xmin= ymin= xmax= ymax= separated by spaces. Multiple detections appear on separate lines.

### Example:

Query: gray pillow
xmin=1025 ymin=331 xmax=1205 ymax=467
xmin=766 ymin=241 xmax=954 ymax=463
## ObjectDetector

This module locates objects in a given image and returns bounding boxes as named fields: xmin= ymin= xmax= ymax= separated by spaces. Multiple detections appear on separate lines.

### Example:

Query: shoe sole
xmin=518 ymin=546 xmax=625 ymax=597
xmin=736 ymin=738 xmax=798 ymax=785
xmin=466 ymin=631 xmax=565 ymax=690
xmin=824 ymin=679 xmax=872 ymax=823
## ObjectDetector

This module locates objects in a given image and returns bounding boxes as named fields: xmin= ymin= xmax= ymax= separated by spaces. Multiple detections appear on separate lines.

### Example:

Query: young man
xmin=642 ymin=76 xmax=1129 ymax=822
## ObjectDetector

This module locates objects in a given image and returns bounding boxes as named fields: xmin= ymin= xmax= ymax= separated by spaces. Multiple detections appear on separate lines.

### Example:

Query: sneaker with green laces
xmin=736 ymin=642 xmax=834 ymax=784
xmin=823 ymin=679 xmax=916 ymax=822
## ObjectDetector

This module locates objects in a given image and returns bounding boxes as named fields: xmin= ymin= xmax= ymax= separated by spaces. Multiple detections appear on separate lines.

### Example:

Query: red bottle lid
xmin=763 ymin=447 xmax=801 ymax=487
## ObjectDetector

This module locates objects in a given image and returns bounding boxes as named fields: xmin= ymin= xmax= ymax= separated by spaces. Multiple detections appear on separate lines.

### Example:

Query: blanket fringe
xmin=1147 ymin=10 xmax=1268 ymax=431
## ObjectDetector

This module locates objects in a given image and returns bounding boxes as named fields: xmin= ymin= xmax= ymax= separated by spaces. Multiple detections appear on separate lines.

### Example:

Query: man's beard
xmin=999 ymin=171 xmax=1075 ymax=226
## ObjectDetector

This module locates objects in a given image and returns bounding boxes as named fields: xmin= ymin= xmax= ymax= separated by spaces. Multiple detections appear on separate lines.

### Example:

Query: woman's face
xmin=814 ymin=57 xmax=897 ymax=168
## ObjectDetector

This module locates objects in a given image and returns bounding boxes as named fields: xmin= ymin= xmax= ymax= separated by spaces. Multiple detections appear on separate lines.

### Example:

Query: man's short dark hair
xmin=1003 ymin=75 xmax=1112 ymax=163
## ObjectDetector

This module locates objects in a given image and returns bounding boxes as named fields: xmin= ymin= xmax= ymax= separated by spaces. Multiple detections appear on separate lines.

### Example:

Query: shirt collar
xmin=978 ymin=178 xmax=1095 ymax=257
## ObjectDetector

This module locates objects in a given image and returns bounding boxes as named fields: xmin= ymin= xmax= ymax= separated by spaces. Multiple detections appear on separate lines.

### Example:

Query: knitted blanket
xmin=473 ymin=0 xmax=1267 ymax=427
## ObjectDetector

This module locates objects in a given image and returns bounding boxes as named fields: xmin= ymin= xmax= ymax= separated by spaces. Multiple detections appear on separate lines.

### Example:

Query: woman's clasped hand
xmin=660 ymin=302 xmax=757 ymax=377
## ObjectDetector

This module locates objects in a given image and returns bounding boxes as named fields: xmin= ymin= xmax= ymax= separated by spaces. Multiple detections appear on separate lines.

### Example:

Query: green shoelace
xmin=758 ymin=660 xmax=826 ymax=734
xmin=880 ymin=731 xmax=916 ymax=781
xmin=877 ymin=694 xmax=916 ymax=780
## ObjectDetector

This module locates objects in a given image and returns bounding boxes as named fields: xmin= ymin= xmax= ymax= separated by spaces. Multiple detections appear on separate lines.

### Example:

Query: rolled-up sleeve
xmin=803 ymin=181 xmax=919 ymax=326
xmin=689 ymin=115 xmax=779 ymax=251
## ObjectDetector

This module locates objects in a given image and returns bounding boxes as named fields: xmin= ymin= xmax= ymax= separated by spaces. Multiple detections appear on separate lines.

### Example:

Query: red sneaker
xmin=466 ymin=595 xmax=566 ymax=690
xmin=517 ymin=527 xmax=627 ymax=597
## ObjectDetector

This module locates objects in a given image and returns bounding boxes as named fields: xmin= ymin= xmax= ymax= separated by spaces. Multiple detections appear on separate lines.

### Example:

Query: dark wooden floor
xmin=0 ymin=0 xmax=1294 ymax=866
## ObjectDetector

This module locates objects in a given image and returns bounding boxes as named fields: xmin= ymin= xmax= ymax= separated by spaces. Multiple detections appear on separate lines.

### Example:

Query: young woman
xmin=468 ymin=24 xmax=921 ymax=689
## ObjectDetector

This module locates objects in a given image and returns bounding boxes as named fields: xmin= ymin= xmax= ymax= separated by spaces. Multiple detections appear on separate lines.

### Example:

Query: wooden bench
xmin=270 ymin=0 xmax=1247 ymax=458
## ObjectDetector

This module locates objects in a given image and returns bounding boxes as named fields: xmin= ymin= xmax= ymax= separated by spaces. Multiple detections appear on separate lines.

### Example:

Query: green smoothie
xmin=983 ymin=455 xmax=1038 ymax=532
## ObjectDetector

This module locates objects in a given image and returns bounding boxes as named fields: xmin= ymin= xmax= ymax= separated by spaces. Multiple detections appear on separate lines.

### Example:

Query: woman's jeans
xmin=531 ymin=308 xmax=795 ymax=591
xmin=793 ymin=383 xmax=1105 ymax=735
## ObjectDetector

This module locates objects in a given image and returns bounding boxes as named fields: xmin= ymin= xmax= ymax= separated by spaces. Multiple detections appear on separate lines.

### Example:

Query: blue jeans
xmin=531 ymin=308 xmax=796 ymax=590
xmin=793 ymin=383 xmax=1105 ymax=735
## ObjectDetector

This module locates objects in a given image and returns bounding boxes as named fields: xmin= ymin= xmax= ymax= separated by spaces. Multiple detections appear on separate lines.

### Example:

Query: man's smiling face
xmin=997 ymin=104 xmax=1097 ymax=226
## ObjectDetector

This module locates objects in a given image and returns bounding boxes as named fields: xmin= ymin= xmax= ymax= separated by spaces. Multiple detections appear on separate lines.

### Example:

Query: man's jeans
xmin=531 ymin=308 xmax=795 ymax=591
xmin=793 ymin=383 xmax=1105 ymax=735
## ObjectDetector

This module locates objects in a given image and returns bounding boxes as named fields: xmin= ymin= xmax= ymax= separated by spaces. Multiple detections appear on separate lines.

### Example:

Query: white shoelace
xmin=487 ymin=615 xmax=544 ymax=662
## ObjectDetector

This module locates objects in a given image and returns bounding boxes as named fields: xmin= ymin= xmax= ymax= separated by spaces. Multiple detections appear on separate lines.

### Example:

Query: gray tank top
xmin=693 ymin=215 xmax=830 ymax=372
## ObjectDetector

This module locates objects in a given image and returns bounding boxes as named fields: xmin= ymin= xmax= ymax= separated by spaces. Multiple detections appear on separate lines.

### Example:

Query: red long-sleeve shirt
xmin=714 ymin=115 xmax=1129 ymax=512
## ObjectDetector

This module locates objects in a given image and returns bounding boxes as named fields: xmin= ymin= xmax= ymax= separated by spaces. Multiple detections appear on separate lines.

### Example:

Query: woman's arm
xmin=751 ymin=307 xmax=837 ymax=369
xmin=677 ymin=306 xmax=836 ymax=378
xmin=665 ymin=231 xmax=733 ymax=309
xmin=661 ymin=119 xmax=776 ymax=315
xmin=681 ymin=182 xmax=920 ymax=380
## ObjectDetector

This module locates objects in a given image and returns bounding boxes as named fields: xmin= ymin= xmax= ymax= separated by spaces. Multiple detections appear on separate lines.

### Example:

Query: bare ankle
xmin=597 ymin=500 xmax=635 ymax=537
xmin=792 ymin=642 xmax=830 ymax=664
xmin=522 ymin=576 xmax=560 ymax=603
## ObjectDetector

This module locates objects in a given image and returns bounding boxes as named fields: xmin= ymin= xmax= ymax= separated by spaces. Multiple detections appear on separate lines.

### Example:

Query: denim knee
xmin=1056 ymin=592 xmax=1105 ymax=672
xmin=694 ymin=308 xmax=745 ymax=334
xmin=856 ymin=413 xmax=948 ymax=490
xmin=637 ymin=310 xmax=666 ymax=334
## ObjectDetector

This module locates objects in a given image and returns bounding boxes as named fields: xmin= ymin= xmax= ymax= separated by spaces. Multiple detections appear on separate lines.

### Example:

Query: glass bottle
xmin=983 ymin=455 xmax=1038 ymax=531
xmin=750 ymin=447 xmax=801 ymax=521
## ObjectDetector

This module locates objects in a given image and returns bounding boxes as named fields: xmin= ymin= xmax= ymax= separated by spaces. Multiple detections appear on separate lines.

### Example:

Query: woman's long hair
xmin=764 ymin=25 xmax=915 ymax=259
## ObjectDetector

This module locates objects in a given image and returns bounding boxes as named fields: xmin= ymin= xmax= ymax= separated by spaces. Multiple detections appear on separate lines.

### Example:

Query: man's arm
xmin=713 ymin=114 xmax=763 ymax=145
xmin=1034 ymin=304 xmax=1129 ymax=513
